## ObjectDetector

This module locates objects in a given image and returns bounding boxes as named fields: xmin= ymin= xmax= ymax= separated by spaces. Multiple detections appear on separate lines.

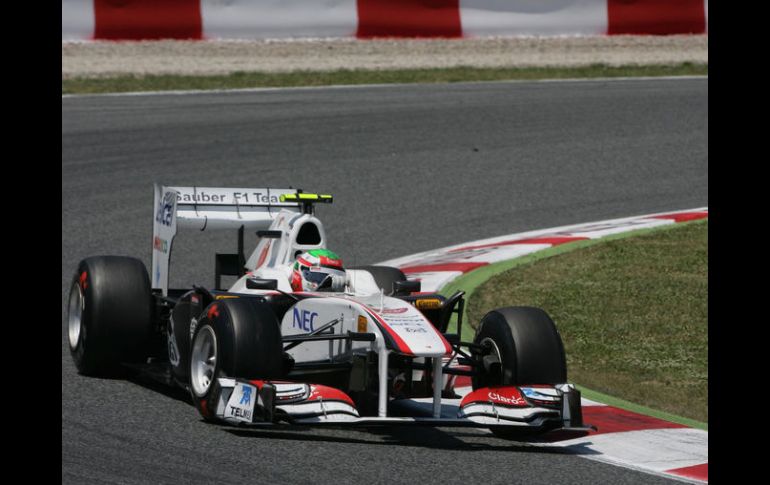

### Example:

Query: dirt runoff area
xmin=62 ymin=35 xmax=707 ymax=79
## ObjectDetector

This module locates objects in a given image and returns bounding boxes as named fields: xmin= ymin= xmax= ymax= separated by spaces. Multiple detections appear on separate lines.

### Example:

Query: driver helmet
xmin=291 ymin=249 xmax=346 ymax=292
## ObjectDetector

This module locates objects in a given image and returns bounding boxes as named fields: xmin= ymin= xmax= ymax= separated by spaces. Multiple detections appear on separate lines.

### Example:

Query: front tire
xmin=68 ymin=256 xmax=153 ymax=376
xmin=472 ymin=306 xmax=567 ymax=389
xmin=471 ymin=307 xmax=567 ymax=439
xmin=189 ymin=298 xmax=284 ymax=421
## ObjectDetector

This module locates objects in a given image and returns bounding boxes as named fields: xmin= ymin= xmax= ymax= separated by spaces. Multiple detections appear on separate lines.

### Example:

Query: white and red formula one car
xmin=67 ymin=185 xmax=593 ymax=438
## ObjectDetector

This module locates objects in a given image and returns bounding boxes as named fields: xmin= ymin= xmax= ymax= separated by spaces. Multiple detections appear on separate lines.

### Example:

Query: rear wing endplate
xmin=151 ymin=184 xmax=301 ymax=295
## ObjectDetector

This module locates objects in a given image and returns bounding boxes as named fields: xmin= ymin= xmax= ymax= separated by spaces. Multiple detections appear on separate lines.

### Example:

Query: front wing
xmin=212 ymin=378 xmax=594 ymax=438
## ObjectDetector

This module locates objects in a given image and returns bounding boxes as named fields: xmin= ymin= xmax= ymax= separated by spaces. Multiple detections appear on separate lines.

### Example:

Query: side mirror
xmin=393 ymin=279 xmax=421 ymax=295
xmin=246 ymin=278 xmax=278 ymax=290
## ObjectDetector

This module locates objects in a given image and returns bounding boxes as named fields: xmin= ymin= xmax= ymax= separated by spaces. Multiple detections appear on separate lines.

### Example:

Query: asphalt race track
xmin=62 ymin=78 xmax=707 ymax=484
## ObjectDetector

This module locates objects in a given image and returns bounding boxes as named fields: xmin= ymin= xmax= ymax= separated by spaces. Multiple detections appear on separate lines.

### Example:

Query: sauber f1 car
xmin=67 ymin=185 xmax=593 ymax=438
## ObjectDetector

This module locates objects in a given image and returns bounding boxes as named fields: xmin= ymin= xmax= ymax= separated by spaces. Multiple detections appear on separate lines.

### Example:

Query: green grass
xmin=445 ymin=220 xmax=708 ymax=424
xmin=62 ymin=63 xmax=708 ymax=95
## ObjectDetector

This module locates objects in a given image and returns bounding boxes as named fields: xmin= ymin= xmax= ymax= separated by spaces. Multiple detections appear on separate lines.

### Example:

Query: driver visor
xmin=302 ymin=268 xmax=336 ymax=284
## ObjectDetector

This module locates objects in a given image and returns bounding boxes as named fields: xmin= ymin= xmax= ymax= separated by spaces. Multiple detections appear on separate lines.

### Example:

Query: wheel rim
xmin=480 ymin=337 xmax=502 ymax=363
xmin=68 ymin=281 xmax=83 ymax=350
xmin=190 ymin=326 xmax=218 ymax=397
xmin=479 ymin=336 xmax=503 ymax=385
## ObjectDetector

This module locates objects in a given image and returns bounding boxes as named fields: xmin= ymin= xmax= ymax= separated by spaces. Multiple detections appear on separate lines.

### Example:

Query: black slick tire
xmin=189 ymin=298 xmax=284 ymax=421
xmin=67 ymin=256 xmax=153 ymax=376
xmin=472 ymin=306 xmax=567 ymax=389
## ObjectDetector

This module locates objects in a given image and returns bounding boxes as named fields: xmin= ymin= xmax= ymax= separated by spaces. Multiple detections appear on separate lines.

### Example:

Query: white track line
xmin=61 ymin=75 xmax=707 ymax=99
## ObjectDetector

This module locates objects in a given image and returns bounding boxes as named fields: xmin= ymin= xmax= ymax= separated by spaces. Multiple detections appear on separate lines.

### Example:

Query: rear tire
xmin=189 ymin=298 xmax=284 ymax=421
xmin=351 ymin=265 xmax=406 ymax=296
xmin=67 ymin=256 xmax=153 ymax=376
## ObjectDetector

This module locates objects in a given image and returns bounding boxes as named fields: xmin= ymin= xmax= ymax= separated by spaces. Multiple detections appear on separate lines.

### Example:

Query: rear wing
xmin=151 ymin=185 xmax=303 ymax=295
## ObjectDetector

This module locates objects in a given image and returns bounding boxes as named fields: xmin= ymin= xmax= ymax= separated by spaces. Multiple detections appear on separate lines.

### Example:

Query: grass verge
xmin=62 ymin=63 xmax=707 ymax=95
xmin=443 ymin=220 xmax=707 ymax=424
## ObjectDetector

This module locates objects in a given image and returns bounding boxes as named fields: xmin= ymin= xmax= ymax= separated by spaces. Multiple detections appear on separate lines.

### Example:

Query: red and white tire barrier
xmin=62 ymin=0 xmax=708 ymax=41
xmin=380 ymin=207 xmax=708 ymax=483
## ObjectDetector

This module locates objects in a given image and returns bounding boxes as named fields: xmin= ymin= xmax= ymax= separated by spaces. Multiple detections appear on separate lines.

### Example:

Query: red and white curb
xmin=379 ymin=208 xmax=708 ymax=483
xmin=63 ymin=0 xmax=708 ymax=40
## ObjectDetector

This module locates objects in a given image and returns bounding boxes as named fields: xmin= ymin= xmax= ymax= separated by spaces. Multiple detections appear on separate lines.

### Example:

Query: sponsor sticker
xmin=520 ymin=387 xmax=559 ymax=401
xmin=240 ymin=386 xmax=252 ymax=405
xmin=225 ymin=382 xmax=257 ymax=423
xmin=153 ymin=236 xmax=169 ymax=254
xmin=415 ymin=298 xmax=442 ymax=310
xmin=292 ymin=308 xmax=318 ymax=332
xmin=172 ymin=188 xmax=293 ymax=206
xmin=177 ymin=191 xmax=227 ymax=204
xmin=155 ymin=191 xmax=175 ymax=227
xmin=488 ymin=390 xmax=527 ymax=407
xmin=380 ymin=313 xmax=425 ymax=327
xmin=522 ymin=387 xmax=538 ymax=397
xmin=377 ymin=307 xmax=408 ymax=314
